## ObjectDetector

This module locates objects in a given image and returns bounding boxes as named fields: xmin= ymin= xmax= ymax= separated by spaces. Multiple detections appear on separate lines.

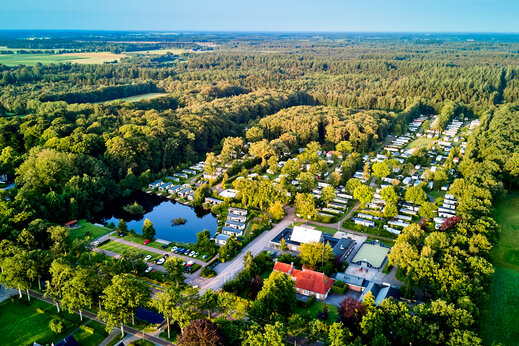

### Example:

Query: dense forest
xmin=0 ymin=32 xmax=519 ymax=345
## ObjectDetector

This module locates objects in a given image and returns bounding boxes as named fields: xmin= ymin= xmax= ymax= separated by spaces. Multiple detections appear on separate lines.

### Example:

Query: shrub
xmin=201 ymin=267 xmax=217 ymax=278
xmin=36 ymin=307 xmax=46 ymax=314
xmin=331 ymin=285 xmax=347 ymax=295
xmin=123 ymin=202 xmax=145 ymax=215
xmin=382 ymin=262 xmax=393 ymax=274
xmin=172 ymin=217 xmax=187 ymax=226
xmin=49 ymin=316 xmax=66 ymax=334
xmin=297 ymin=295 xmax=316 ymax=308
xmin=80 ymin=325 xmax=95 ymax=334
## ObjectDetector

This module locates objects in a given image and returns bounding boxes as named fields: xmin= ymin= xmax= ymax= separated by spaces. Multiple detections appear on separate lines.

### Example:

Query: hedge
xmin=80 ymin=325 xmax=95 ymax=334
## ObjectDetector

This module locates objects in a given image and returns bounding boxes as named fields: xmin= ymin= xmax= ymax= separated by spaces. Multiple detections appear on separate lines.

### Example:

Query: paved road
xmin=194 ymin=206 xmax=296 ymax=293
xmin=27 ymin=290 xmax=172 ymax=346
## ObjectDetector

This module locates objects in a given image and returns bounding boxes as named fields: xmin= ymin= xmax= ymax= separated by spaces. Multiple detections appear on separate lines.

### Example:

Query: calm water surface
xmin=95 ymin=191 xmax=217 ymax=243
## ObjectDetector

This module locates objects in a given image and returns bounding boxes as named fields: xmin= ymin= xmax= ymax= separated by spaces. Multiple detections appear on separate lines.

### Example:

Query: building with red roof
xmin=273 ymin=261 xmax=334 ymax=300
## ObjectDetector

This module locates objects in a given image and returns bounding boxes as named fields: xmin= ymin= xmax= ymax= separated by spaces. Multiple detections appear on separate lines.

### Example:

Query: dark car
xmin=161 ymin=244 xmax=168 ymax=249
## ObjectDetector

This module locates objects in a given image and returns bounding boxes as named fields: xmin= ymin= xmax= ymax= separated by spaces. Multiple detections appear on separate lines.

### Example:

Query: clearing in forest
xmin=480 ymin=191 xmax=519 ymax=345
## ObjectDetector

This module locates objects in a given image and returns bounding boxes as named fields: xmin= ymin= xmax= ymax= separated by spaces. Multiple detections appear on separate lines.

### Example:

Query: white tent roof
xmin=290 ymin=226 xmax=322 ymax=244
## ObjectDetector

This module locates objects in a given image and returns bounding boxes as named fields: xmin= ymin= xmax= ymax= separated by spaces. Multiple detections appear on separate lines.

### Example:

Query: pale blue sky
xmin=0 ymin=0 xmax=517 ymax=32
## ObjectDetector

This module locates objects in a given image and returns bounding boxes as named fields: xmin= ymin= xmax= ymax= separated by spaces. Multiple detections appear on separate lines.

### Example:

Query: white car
xmin=189 ymin=251 xmax=196 ymax=257
xmin=145 ymin=267 xmax=153 ymax=273
xmin=92 ymin=241 xmax=99 ymax=246
xmin=144 ymin=255 xmax=152 ymax=261
xmin=172 ymin=246 xmax=178 ymax=251
xmin=156 ymin=258 xmax=165 ymax=265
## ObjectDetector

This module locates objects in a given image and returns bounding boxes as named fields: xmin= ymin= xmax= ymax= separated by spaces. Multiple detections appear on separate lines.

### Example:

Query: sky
xmin=1 ymin=0 xmax=518 ymax=33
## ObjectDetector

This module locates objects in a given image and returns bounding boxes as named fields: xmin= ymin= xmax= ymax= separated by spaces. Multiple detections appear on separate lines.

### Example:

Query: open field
xmin=99 ymin=240 xmax=160 ymax=259
xmin=480 ymin=191 xmax=519 ymax=345
xmin=0 ymin=52 xmax=125 ymax=66
xmin=61 ymin=52 xmax=126 ymax=64
xmin=69 ymin=220 xmax=112 ymax=242
xmin=404 ymin=137 xmax=435 ymax=150
xmin=0 ymin=298 xmax=83 ymax=345
xmin=480 ymin=267 xmax=519 ymax=345
xmin=490 ymin=191 xmax=519 ymax=271
xmin=0 ymin=54 xmax=83 ymax=66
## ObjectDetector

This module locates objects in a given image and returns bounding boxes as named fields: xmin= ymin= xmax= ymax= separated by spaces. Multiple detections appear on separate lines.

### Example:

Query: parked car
xmin=202 ymin=255 xmax=208 ymax=260
xmin=145 ymin=267 xmax=153 ymax=273
xmin=185 ymin=249 xmax=191 ymax=255
xmin=156 ymin=258 xmax=165 ymax=265
xmin=172 ymin=246 xmax=178 ymax=251
xmin=163 ymin=254 xmax=169 ymax=258
xmin=161 ymin=244 xmax=168 ymax=249
xmin=143 ymin=239 xmax=150 ymax=245
xmin=118 ymin=233 xmax=126 ymax=237
xmin=92 ymin=241 xmax=99 ymax=246
xmin=144 ymin=255 xmax=152 ymax=261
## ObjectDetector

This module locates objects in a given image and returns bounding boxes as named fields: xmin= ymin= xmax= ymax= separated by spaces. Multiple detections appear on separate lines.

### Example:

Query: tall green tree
xmin=142 ymin=218 xmax=156 ymax=240
xmin=61 ymin=268 xmax=95 ymax=321
xmin=98 ymin=274 xmax=151 ymax=336
xmin=249 ymin=271 xmax=296 ymax=324
xmin=299 ymin=241 xmax=334 ymax=270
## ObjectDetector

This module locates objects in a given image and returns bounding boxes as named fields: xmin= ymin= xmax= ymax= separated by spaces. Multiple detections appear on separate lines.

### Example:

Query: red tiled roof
xmin=64 ymin=220 xmax=77 ymax=226
xmin=273 ymin=261 xmax=294 ymax=275
xmin=274 ymin=261 xmax=334 ymax=296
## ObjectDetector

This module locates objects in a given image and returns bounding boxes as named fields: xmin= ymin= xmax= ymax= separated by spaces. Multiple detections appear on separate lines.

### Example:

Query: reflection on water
xmin=94 ymin=191 xmax=217 ymax=243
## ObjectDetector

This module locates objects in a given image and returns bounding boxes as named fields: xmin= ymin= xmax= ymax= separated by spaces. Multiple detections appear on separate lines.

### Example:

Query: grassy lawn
xmin=404 ymin=137 xmax=435 ymax=150
xmin=294 ymin=301 xmax=339 ymax=324
xmin=341 ymin=219 xmax=398 ymax=239
xmin=69 ymin=220 xmax=112 ymax=242
xmin=106 ymin=333 xmax=126 ymax=346
xmin=159 ymin=330 xmax=180 ymax=344
xmin=99 ymin=240 xmax=160 ymax=259
xmin=73 ymin=320 xmax=109 ymax=346
xmin=480 ymin=191 xmax=519 ymax=345
xmin=306 ymin=222 xmax=341 ymax=235
xmin=0 ymin=53 xmax=84 ymax=66
xmin=0 ymin=298 xmax=82 ymax=345
xmin=119 ymin=234 xmax=168 ymax=250
xmin=428 ymin=190 xmax=445 ymax=202
xmin=490 ymin=191 xmax=519 ymax=272
xmin=480 ymin=267 xmax=519 ymax=345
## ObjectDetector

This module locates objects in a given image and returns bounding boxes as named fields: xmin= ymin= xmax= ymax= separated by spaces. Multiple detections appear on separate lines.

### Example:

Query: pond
xmin=94 ymin=191 xmax=217 ymax=244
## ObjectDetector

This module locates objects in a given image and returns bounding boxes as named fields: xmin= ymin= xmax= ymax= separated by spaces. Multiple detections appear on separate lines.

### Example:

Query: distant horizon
xmin=1 ymin=29 xmax=519 ymax=34
xmin=2 ymin=0 xmax=518 ymax=33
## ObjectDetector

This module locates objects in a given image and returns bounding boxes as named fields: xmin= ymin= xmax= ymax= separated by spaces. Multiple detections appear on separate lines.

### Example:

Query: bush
xmin=297 ymin=295 xmax=316 ymax=308
xmin=172 ymin=217 xmax=187 ymax=226
xmin=382 ymin=262 xmax=393 ymax=274
xmin=123 ymin=202 xmax=145 ymax=215
xmin=36 ymin=307 xmax=46 ymax=314
xmin=80 ymin=325 xmax=95 ymax=334
xmin=331 ymin=285 xmax=347 ymax=295
xmin=49 ymin=316 xmax=66 ymax=334
xmin=201 ymin=267 xmax=217 ymax=278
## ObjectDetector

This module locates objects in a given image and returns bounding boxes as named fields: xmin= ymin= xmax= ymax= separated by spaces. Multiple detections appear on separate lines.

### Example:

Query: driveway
xmin=194 ymin=206 xmax=296 ymax=293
